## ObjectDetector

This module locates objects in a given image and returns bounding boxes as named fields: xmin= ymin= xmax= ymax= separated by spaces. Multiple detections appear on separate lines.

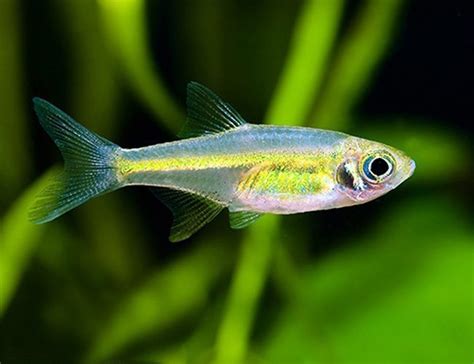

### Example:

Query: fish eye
xmin=361 ymin=154 xmax=394 ymax=183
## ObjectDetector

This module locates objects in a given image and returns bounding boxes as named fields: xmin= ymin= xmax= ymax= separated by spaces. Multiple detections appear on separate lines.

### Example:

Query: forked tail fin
xmin=29 ymin=98 xmax=121 ymax=223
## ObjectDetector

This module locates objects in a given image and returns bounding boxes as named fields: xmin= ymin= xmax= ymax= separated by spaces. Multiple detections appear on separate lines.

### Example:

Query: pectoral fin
xmin=150 ymin=187 xmax=224 ymax=242
xmin=229 ymin=210 xmax=262 ymax=229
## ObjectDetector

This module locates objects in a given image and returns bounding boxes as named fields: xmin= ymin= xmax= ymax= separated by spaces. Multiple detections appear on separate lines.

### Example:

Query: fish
xmin=30 ymin=82 xmax=416 ymax=242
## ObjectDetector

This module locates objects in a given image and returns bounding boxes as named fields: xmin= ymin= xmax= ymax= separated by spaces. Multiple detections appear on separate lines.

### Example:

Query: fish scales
xmin=117 ymin=126 xmax=343 ymax=210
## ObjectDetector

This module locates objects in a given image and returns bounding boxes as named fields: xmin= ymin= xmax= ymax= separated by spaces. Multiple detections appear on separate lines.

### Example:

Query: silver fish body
xmin=30 ymin=82 xmax=415 ymax=241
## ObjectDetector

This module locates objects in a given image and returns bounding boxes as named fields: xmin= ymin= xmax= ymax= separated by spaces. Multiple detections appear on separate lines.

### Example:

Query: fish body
xmin=31 ymin=82 xmax=415 ymax=241
xmin=119 ymin=125 xmax=345 ymax=213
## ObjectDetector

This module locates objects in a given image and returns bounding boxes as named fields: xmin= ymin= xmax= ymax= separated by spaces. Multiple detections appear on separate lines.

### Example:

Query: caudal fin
xmin=30 ymin=98 xmax=121 ymax=223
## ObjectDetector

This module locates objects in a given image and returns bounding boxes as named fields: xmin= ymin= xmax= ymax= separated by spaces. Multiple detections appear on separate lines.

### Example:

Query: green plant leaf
xmin=215 ymin=0 xmax=345 ymax=362
xmin=260 ymin=196 xmax=474 ymax=363
xmin=311 ymin=0 xmax=405 ymax=130
xmin=266 ymin=0 xmax=344 ymax=125
xmin=84 ymin=238 xmax=235 ymax=363
xmin=0 ymin=170 xmax=55 ymax=316
xmin=0 ymin=0 xmax=30 ymax=202
xmin=98 ymin=0 xmax=184 ymax=132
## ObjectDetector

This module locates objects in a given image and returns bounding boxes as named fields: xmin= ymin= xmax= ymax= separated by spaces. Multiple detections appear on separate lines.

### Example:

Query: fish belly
xmin=229 ymin=164 xmax=339 ymax=214
xmin=230 ymin=189 xmax=341 ymax=214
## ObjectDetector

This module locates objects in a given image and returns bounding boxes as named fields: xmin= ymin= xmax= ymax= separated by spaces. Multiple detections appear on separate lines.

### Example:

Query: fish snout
xmin=408 ymin=159 xmax=416 ymax=177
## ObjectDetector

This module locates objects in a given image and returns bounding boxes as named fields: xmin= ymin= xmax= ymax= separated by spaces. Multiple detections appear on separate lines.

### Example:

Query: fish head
xmin=335 ymin=137 xmax=416 ymax=204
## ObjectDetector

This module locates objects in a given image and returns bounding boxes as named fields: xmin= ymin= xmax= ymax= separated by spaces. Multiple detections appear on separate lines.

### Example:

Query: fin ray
xmin=29 ymin=98 xmax=120 ymax=223
xmin=178 ymin=82 xmax=247 ymax=138
xmin=229 ymin=211 xmax=262 ymax=229
xmin=151 ymin=187 xmax=224 ymax=242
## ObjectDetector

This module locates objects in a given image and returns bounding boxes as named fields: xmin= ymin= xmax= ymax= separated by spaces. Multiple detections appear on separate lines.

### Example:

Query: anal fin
xmin=151 ymin=187 xmax=224 ymax=242
xmin=229 ymin=210 xmax=262 ymax=229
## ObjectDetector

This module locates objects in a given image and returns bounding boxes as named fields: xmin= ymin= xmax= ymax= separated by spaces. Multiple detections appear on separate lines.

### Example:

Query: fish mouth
xmin=408 ymin=159 xmax=416 ymax=177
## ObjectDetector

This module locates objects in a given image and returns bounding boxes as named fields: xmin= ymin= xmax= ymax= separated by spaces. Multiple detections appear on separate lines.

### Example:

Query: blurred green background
xmin=0 ymin=0 xmax=472 ymax=363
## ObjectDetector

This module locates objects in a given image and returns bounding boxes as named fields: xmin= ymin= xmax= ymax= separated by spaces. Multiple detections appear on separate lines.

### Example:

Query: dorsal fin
xmin=150 ymin=187 xmax=224 ymax=242
xmin=178 ymin=82 xmax=247 ymax=138
xmin=229 ymin=211 xmax=262 ymax=229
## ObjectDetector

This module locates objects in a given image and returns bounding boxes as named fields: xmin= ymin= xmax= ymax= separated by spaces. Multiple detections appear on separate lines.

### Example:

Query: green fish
xmin=30 ymin=82 xmax=415 ymax=241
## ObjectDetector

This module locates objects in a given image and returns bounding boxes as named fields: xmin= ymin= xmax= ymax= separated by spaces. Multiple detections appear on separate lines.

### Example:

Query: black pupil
xmin=370 ymin=158 xmax=389 ymax=176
